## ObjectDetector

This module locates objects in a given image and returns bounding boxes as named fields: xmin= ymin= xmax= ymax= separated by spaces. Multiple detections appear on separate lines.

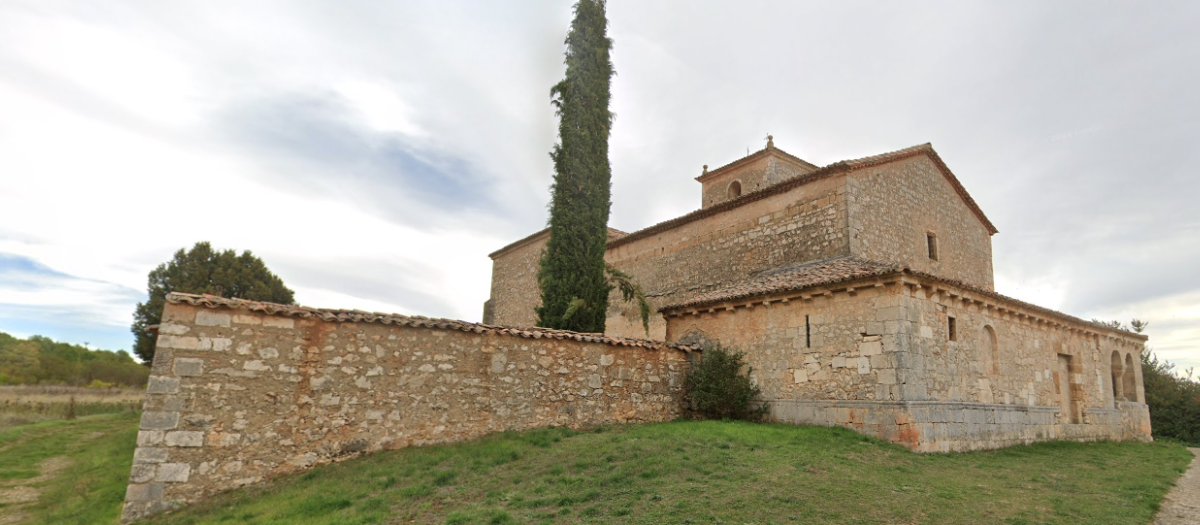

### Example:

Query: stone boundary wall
xmin=122 ymin=294 xmax=692 ymax=522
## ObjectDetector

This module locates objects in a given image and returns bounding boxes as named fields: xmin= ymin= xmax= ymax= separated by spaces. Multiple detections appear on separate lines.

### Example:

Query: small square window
xmin=927 ymin=232 xmax=939 ymax=261
xmin=948 ymin=316 xmax=957 ymax=341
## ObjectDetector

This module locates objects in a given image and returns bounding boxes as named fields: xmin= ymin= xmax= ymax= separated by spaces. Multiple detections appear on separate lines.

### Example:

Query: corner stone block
xmin=859 ymin=341 xmax=882 ymax=356
xmin=157 ymin=336 xmax=209 ymax=351
xmin=146 ymin=376 xmax=180 ymax=394
xmin=137 ymin=431 xmax=165 ymax=446
xmin=133 ymin=447 xmax=168 ymax=464
xmin=195 ymin=310 xmax=232 ymax=327
xmin=129 ymin=464 xmax=156 ymax=483
xmin=140 ymin=411 xmax=180 ymax=430
xmin=162 ymin=304 xmax=195 ymax=323
xmin=125 ymin=482 xmax=164 ymax=502
xmin=158 ymin=323 xmax=190 ymax=335
xmin=164 ymin=431 xmax=205 ymax=447
xmin=156 ymin=463 xmax=191 ymax=483
xmin=173 ymin=358 xmax=204 ymax=377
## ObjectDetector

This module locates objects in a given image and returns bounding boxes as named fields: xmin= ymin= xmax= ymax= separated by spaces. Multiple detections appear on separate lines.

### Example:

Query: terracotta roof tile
xmin=664 ymin=256 xmax=905 ymax=310
xmin=661 ymin=257 xmax=1144 ymax=340
xmin=609 ymin=143 xmax=997 ymax=250
xmin=694 ymin=144 xmax=818 ymax=183
xmin=488 ymin=227 xmax=627 ymax=259
xmin=166 ymin=292 xmax=695 ymax=351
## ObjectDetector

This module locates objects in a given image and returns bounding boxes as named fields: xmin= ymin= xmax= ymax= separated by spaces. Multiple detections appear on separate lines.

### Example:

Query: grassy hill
xmin=1 ymin=416 xmax=1193 ymax=525
xmin=152 ymin=421 xmax=1191 ymax=525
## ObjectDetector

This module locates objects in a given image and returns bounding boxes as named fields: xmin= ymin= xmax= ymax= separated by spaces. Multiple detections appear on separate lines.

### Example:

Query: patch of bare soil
xmin=1155 ymin=448 xmax=1200 ymax=525
xmin=0 ymin=456 xmax=71 ymax=525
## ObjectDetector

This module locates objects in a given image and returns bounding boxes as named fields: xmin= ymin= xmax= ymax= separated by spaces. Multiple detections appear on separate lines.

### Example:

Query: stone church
xmin=484 ymin=138 xmax=1152 ymax=451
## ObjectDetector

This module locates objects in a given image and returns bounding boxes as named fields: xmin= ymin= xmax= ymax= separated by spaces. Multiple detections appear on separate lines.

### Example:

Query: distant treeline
xmin=0 ymin=331 xmax=148 ymax=387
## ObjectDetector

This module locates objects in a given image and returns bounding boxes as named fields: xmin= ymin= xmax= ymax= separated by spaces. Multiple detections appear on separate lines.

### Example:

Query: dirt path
xmin=0 ymin=456 xmax=70 ymax=525
xmin=1155 ymin=448 xmax=1200 ymax=525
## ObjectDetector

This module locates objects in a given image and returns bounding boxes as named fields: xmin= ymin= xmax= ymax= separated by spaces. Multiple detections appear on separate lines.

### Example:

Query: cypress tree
xmin=536 ymin=0 xmax=614 ymax=333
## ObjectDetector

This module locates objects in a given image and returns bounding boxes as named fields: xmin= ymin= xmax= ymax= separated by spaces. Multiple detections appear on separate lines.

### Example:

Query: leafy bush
xmin=683 ymin=343 xmax=768 ymax=421
xmin=1141 ymin=352 xmax=1200 ymax=445
xmin=1096 ymin=319 xmax=1200 ymax=445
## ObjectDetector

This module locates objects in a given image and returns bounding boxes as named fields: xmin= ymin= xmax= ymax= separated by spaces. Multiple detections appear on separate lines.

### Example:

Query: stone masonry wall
xmin=486 ymin=174 xmax=851 ymax=341
xmin=663 ymin=277 xmax=1151 ymax=452
xmin=848 ymin=155 xmax=995 ymax=290
xmin=486 ymin=231 xmax=548 ymax=328
xmin=123 ymin=297 xmax=690 ymax=522
xmin=700 ymin=154 xmax=816 ymax=209
xmin=605 ymin=174 xmax=851 ymax=340
xmin=900 ymin=283 xmax=1148 ymax=415
xmin=666 ymin=285 xmax=905 ymax=403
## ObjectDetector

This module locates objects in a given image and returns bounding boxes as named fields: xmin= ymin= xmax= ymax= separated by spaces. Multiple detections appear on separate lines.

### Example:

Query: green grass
xmin=134 ymin=421 xmax=1194 ymax=525
xmin=0 ymin=411 xmax=140 ymax=525
xmin=0 ymin=416 xmax=1191 ymax=525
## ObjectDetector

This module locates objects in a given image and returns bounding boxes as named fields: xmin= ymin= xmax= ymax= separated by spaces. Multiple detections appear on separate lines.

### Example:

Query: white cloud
xmin=0 ymin=0 xmax=1195 ymax=381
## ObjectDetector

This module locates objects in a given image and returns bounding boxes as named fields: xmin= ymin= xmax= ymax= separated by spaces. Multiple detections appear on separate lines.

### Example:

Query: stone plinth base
xmin=770 ymin=399 xmax=1152 ymax=452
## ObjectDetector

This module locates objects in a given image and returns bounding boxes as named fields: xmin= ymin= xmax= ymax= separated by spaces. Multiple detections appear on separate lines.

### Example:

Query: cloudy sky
xmin=0 ymin=1 xmax=1196 ymax=371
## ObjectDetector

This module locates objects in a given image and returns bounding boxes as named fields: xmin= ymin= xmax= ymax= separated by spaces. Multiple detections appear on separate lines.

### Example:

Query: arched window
xmin=1110 ymin=351 xmax=1124 ymax=405
xmin=1122 ymin=353 xmax=1137 ymax=402
xmin=983 ymin=325 xmax=998 ymax=374
xmin=727 ymin=180 xmax=742 ymax=199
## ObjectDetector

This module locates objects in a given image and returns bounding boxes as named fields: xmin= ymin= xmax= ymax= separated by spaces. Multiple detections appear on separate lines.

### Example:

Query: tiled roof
xmin=488 ymin=227 xmax=627 ymax=259
xmin=166 ymin=292 xmax=694 ymax=351
xmin=664 ymin=256 xmax=905 ymax=310
xmin=660 ymin=257 xmax=1145 ymax=341
xmin=694 ymin=144 xmax=819 ymax=183
xmin=609 ymin=143 xmax=998 ymax=250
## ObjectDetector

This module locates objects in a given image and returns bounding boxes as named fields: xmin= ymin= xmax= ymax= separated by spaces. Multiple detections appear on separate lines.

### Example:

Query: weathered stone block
xmin=137 ymin=431 xmax=164 ymax=446
xmin=125 ymin=482 xmax=163 ymax=502
xmin=243 ymin=360 xmax=270 ymax=371
xmin=859 ymin=340 xmax=882 ymax=356
xmin=157 ymin=336 xmax=208 ymax=351
xmin=195 ymin=310 xmax=231 ymax=327
xmin=133 ymin=447 xmax=168 ymax=464
xmin=262 ymin=316 xmax=295 ymax=329
xmin=173 ymin=358 xmax=204 ymax=377
xmin=207 ymin=338 xmax=233 ymax=352
xmin=232 ymin=314 xmax=262 ymax=325
xmin=164 ymin=431 xmax=204 ymax=447
xmin=129 ymin=464 xmax=156 ymax=483
xmin=793 ymin=369 xmax=809 ymax=383
xmin=140 ymin=411 xmax=179 ymax=430
xmin=146 ymin=376 xmax=180 ymax=394
xmin=156 ymin=463 xmax=191 ymax=483
xmin=159 ymin=323 xmax=190 ymax=335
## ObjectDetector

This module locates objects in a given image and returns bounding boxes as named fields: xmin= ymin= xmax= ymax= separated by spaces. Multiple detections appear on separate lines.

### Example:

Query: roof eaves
xmin=660 ymin=266 xmax=1143 ymax=341
xmin=694 ymin=145 xmax=818 ymax=183
xmin=490 ymin=227 xmax=628 ymax=259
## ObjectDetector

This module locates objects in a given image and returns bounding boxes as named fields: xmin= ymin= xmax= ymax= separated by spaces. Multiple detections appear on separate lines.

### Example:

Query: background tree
xmin=0 ymin=331 xmax=149 ymax=387
xmin=131 ymin=242 xmax=295 ymax=364
xmin=536 ymin=0 xmax=615 ymax=333
xmin=1096 ymin=318 xmax=1200 ymax=445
